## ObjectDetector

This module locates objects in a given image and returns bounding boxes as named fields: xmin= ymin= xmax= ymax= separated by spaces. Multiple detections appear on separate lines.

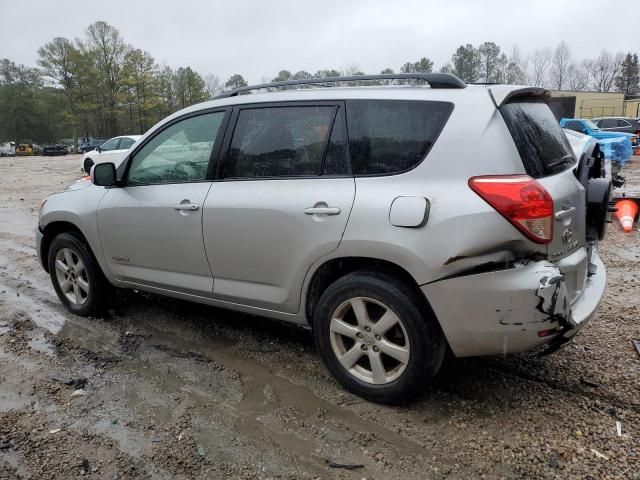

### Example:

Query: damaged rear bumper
xmin=422 ymin=248 xmax=606 ymax=357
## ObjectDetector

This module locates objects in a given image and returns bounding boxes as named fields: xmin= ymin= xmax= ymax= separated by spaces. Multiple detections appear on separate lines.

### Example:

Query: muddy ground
xmin=0 ymin=154 xmax=638 ymax=480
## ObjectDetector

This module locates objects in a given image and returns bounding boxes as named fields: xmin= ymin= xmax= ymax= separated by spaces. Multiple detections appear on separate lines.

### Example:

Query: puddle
xmin=93 ymin=417 xmax=150 ymax=459
xmin=56 ymin=313 xmax=434 ymax=473
xmin=0 ymin=284 xmax=65 ymax=334
xmin=0 ymin=350 xmax=39 ymax=412
xmin=27 ymin=330 xmax=55 ymax=356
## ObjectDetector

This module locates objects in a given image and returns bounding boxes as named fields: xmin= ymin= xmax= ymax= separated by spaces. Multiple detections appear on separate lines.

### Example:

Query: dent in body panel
xmin=423 ymin=259 xmax=566 ymax=357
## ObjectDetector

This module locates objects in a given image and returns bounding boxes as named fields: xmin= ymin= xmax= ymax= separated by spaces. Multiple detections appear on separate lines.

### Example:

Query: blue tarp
xmin=598 ymin=136 xmax=632 ymax=167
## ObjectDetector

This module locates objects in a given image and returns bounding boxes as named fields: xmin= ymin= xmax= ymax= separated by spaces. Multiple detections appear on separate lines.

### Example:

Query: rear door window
xmin=501 ymin=99 xmax=576 ymax=178
xmin=221 ymin=106 xmax=338 ymax=179
xmin=346 ymin=100 xmax=453 ymax=175
xmin=119 ymin=137 xmax=135 ymax=149
xmin=600 ymin=118 xmax=617 ymax=128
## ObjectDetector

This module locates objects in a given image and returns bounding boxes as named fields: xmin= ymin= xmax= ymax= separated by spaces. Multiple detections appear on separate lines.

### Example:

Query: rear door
xmin=500 ymin=99 xmax=588 ymax=299
xmin=203 ymin=102 xmax=355 ymax=313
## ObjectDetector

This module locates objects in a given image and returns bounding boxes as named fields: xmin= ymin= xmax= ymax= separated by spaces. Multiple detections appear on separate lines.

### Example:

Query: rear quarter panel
xmin=334 ymin=89 xmax=546 ymax=286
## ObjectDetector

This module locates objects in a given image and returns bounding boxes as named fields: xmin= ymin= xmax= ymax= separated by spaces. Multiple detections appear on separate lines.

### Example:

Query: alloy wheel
xmin=329 ymin=297 xmax=410 ymax=385
xmin=54 ymin=248 xmax=89 ymax=306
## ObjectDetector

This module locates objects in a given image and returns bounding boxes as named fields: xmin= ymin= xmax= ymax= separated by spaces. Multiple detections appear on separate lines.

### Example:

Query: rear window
xmin=501 ymin=98 xmax=576 ymax=178
xmin=346 ymin=100 xmax=453 ymax=175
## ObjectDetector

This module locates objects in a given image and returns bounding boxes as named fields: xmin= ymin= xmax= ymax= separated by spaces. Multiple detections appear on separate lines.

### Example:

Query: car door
xmin=97 ymin=110 xmax=228 ymax=296
xmin=108 ymin=137 xmax=137 ymax=167
xmin=203 ymin=102 xmax=355 ymax=313
xmin=616 ymin=119 xmax=633 ymax=134
xmin=598 ymin=118 xmax=617 ymax=131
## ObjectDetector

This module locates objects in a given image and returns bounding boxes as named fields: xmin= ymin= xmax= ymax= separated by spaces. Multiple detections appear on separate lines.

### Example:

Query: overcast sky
xmin=1 ymin=0 xmax=636 ymax=83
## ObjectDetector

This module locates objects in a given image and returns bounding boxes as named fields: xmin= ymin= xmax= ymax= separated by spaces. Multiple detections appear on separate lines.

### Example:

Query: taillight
xmin=469 ymin=175 xmax=554 ymax=244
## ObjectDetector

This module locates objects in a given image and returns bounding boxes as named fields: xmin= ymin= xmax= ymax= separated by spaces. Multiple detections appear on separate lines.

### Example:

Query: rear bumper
xmin=422 ymin=248 xmax=606 ymax=357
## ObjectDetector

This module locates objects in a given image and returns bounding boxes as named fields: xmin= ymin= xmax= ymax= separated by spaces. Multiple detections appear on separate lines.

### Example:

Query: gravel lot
xmin=0 ymin=154 xmax=639 ymax=479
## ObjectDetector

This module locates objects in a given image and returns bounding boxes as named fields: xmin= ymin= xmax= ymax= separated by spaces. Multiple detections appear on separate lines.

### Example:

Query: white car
xmin=0 ymin=142 xmax=15 ymax=156
xmin=564 ymin=128 xmax=612 ymax=179
xmin=80 ymin=135 xmax=141 ymax=173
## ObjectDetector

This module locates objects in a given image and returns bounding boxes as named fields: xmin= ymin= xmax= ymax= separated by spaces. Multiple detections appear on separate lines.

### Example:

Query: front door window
xmin=127 ymin=112 xmax=225 ymax=185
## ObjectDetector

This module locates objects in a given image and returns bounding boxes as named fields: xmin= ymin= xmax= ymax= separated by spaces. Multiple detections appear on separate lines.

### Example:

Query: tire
xmin=83 ymin=158 xmax=94 ymax=174
xmin=47 ymin=232 xmax=110 ymax=316
xmin=313 ymin=271 xmax=446 ymax=405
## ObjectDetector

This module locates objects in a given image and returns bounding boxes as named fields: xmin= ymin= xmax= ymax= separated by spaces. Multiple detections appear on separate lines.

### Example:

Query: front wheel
xmin=48 ymin=232 xmax=110 ymax=316
xmin=313 ymin=272 xmax=446 ymax=405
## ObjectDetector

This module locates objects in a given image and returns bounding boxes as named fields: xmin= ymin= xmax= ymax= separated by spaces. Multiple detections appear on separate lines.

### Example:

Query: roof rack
xmin=214 ymin=73 xmax=466 ymax=99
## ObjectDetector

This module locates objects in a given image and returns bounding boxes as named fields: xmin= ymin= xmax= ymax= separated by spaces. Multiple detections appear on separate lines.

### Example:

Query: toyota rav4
xmin=37 ymin=73 xmax=609 ymax=404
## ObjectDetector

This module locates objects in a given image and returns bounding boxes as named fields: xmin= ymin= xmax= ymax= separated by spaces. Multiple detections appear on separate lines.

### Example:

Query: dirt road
xmin=1 ymin=154 xmax=638 ymax=479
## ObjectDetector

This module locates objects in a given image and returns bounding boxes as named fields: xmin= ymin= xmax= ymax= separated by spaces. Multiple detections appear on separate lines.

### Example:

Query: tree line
xmin=1 ymin=22 xmax=639 ymax=145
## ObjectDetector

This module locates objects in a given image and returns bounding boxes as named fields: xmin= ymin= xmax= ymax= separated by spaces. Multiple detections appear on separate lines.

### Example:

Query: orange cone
xmin=614 ymin=199 xmax=638 ymax=233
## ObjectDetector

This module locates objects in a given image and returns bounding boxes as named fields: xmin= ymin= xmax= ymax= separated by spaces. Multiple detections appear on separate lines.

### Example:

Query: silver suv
xmin=37 ymin=74 xmax=608 ymax=404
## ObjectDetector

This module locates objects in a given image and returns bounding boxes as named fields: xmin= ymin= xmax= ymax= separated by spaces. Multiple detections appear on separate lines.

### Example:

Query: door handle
xmin=304 ymin=207 xmax=341 ymax=216
xmin=174 ymin=203 xmax=200 ymax=211
xmin=555 ymin=206 xmax=576 ymax=220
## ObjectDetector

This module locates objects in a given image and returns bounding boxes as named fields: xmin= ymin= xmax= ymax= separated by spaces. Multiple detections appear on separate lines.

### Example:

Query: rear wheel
xmin=313 ymin=272 xmax=446 ymax=404
xmin=83 ymin=158 xmax=94 ymax=174
xmin=48 ymin=232 xmax=110 ymax=316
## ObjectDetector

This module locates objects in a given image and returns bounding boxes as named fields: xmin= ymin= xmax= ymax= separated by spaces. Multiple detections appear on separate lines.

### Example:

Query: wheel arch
xmin=304 ymin=256 xmax=439 ymax=328
xmin=83 ymin=157 xmax=94 ymax=173
xmin=40 ymin=221 xmax=92 ymax=273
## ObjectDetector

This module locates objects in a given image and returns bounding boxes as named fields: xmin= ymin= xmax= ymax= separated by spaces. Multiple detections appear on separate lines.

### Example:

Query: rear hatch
xmin=499 ymin=96 xmax=588 ymax=301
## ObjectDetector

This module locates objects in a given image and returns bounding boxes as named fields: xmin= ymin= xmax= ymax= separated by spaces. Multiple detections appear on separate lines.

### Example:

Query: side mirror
xmin=91 ymin=162 xmax=117 ymax=187
xmin=582 ymin=129 xmax=589 ymax=134
xmin=97 ymin=146 xmax=102 ymax=153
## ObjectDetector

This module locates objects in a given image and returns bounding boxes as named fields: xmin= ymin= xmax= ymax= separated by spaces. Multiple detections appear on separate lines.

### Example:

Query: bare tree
xmin=204 ymin=73 xmax=222 ymax=98
xmin=585 ymin=50 xmax=624 ymax=92
xmin=549 ymin=42 xmax=571 ymax=90
xmin=529 ymin=48 xmax=551 ymax=86
xmin=510 ymin=45 xmax=528 ymax=75
xmin=501 ymin=45 xmax=527 ymax=84
xmin=342 ymin=63 xmax=364 ymax=76
xmin=568 ymin=62 xmax=589 ymax=91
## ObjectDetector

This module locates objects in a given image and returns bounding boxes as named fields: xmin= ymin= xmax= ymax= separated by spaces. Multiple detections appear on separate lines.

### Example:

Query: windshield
xmin=583 ymin=119 xmax=599 ymax=130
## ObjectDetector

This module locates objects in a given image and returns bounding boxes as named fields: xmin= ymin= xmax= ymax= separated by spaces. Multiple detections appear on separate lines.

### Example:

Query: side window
xmin=119 ymin=137 xmax=135 ymax=149
xmin=618 ymin=119 xmax=631 ymax=128
xmin=221 ymin=106 xmax=336 ymax=179
xmin=346 ymin=100 xmax=453 ymax=175
xmin=564 ymin=121 xmax=584 ymax=132
xmin=127 ymin=112 xmax=225 ymax=185
xmin=600 ymin=118 xmax=616 ymax=128
xmin=101 ymin=138 xmax=121 ymax=151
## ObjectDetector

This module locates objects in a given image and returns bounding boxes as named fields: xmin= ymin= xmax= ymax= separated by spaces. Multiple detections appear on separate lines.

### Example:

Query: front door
xmin=97 ymin=110 xmax=227 ymax=296
xmin=203 ymin=103 xmax=355 ymax=313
